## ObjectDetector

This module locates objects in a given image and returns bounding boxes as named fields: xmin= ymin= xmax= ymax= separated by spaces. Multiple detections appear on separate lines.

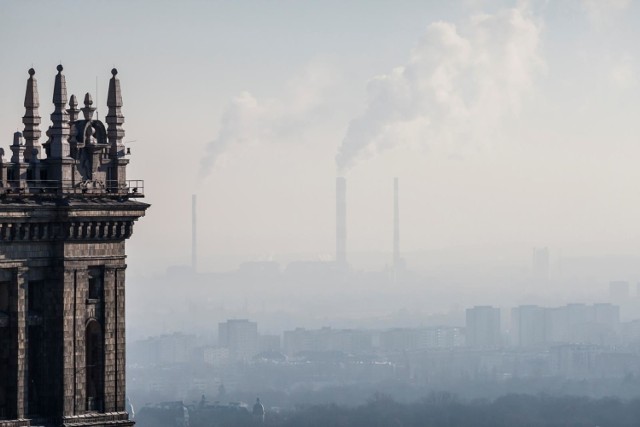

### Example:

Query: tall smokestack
xmin=393 ymin=177 xmax=400 ymax=270
xmin=336 ymin=177 xmax=347 ymax=264
xmin=192 ymin=194 xmax=197 ymax=272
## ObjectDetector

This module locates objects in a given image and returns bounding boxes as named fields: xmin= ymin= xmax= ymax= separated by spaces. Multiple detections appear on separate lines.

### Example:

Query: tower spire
xmin=22 ymin=68 xmax=41 ymax=162
xmin=67 ymin=94 xmax=79 ymax=123
xmin=49 ymin=64 xmax=70 ymax=160
xmin=82 ymin=92 xmax=96 ymax=121
xmin=106 ymin=68 xmax=125 ymax=157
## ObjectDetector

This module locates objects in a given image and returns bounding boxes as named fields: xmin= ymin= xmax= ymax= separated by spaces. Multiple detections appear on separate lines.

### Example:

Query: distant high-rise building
xmin=609 ymin=281 xmax=630 ymax=302
xmin=593 ymin=303 xmax=620 ymax=327
xmin=258 ymin=334 xmax=281 ymax=353
xmin=283 ymin=327 xmax=373 ymax=355
xmin=218 ymin=319 xmax=258 ymax=360
xmin=532 ymin=247 xmax=550 ymax=281
xmin=465 ymin=306 xmax=502 ymax=348
xmin=511 ymin=305 xmax=546 ymax=348
xmin=465 ymin=306 xmax=501 ymax=348
xmin=129 ymin=333 xmax=197 ymax=365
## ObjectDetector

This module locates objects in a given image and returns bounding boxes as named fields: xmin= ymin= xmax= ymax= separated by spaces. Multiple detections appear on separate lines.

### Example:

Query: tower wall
xmin=0 ymin=66 xmax=147 ymax=427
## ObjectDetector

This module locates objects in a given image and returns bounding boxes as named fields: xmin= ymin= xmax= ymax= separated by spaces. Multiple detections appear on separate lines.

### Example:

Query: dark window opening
xmin=28 ymin=280 xmax=44 ymax=312
xmin=86 ymin=320 xmax=104 ymax=412
xmin=0 ymin=282 xmax=8 ymax=312
xmin=88 ymin=269 xmax=103 ymax=301
xmin=0 ymin=384 xmax=6 ymax=420
xmin=39 ymin=169 xmax=47 ymax=182
xmin=27 ymin=280 xmax=45 ymax=416
xmin=27 ymin=325 xmax=43 ymax=416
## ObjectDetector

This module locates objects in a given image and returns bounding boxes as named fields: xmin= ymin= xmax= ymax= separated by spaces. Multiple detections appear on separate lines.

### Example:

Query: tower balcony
xmin=0 ymin=179 xmax=144 ymax=198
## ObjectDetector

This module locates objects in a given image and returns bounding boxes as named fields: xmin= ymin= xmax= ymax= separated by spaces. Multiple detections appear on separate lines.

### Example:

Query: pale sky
xmin=1 ymin=0 xmax=640 ymax=275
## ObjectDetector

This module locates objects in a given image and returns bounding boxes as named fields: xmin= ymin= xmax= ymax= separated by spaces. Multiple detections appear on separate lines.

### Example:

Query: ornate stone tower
xmin=0 ymin=66 xmax=148 ymax=427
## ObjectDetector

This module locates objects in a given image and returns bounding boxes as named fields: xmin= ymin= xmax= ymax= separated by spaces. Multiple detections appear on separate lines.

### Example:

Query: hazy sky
xmin=1 ymin=0 xmax=640 ymax=274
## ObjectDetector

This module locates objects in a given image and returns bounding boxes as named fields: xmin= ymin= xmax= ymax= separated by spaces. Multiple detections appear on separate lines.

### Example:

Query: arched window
xmin=85 ymin=320 xmax=104 ymax=412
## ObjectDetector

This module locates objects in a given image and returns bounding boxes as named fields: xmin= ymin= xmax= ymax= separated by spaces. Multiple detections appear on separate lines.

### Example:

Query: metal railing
xmin=0 ymin=180 xmax=144 ymax=198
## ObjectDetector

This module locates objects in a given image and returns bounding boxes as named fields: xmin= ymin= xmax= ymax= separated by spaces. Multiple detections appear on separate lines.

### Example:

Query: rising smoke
xmin=335 ymin=5 xmax=545 ymax=173
xmin=197 ymin=60 xmax=341 ymax=182
xmin=198 ymin=5 xmax=546 ymax=180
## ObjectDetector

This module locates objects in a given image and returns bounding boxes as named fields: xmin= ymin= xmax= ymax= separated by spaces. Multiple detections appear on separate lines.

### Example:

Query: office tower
xmin=465 ymin=306 xmax=501 ymax=348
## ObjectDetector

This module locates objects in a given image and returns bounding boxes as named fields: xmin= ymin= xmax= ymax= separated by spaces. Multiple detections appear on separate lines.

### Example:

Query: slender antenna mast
xmin=95 ymin=76 xmax=99 ymax=120
xmin=192 ymin=194 xmax=197 ymax=273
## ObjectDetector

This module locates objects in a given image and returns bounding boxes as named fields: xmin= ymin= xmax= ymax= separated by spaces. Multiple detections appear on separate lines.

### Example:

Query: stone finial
xmin=49 ymin=65 xmax=70 ymax=159
xmin=106 ymin=68 xmax=125 ymax=157
xmin=10 ymin=131 xmax=26 ymax=163
xmin=22 ymin=68 xmax=42 ymax=162
xmin=52 ymin=65 xmax=67 ymax=106
xmin=67 ymin=94 xmax=80 ymax=123
xmin=86 ymin=125 xmax=97 ymax=145
xmin=81 ymin=92 xmax=96 ymax=121
xmin=12 ymin=131 xmax=24 ymax=146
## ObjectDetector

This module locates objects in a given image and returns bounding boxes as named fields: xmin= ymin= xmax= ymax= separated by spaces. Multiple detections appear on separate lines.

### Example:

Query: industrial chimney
xmin=336 ymin=177 xmax=347 ymax=265
xmin=192 ymin=194 xmax=197 ymax=272
xmin=393 ymin=177 xmax=400 ymax=270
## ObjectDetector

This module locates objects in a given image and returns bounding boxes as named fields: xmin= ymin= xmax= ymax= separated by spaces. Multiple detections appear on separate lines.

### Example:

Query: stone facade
xmin=0 ymin=67 xmax=148 ymax=427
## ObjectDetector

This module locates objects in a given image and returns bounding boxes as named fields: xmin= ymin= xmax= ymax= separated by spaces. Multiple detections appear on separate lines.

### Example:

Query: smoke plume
xmin=336 ymin=5 xmax=544 ymax=173
xmin=198 ymin=60 xmax=339 ymax=182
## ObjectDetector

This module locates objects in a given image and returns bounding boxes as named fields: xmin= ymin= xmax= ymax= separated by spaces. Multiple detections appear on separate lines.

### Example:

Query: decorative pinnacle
xmin=11 ymin=132 xmax=25 ymax=163
xmin=81 ymin=92 xmax=96 ymax=120
xmin=13 ymin=131 xmax=24 ymax=146
xmin=107 ymin=67 xmax=125 ymax=157
xmin=23 ymin=67 xmax=41 ymax=162
xmin=107 ymin=71 xmax=122 ymax=108
xmin=52 ymin=65 xmax=67 ymax=106
xmin=24 ymin=69 xmax=39 ymax=109
xmin=67 ymin=94 xmax=80 ymax=123
xmin=49 ymin=64 xmax=70 ymax=159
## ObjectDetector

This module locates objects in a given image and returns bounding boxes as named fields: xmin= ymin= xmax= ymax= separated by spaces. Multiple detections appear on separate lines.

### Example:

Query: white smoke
xmin=336 ymin=5 xmax=545 ymax=173
xmin=198 ymin=60 xmax=340 ymax=182
xmin=580 ymin=0 xmax=631 ymax=29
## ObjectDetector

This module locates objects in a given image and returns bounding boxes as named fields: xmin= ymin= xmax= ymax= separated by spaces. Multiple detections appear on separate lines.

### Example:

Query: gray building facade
xmin=465 ymin=306 xmax=501 ymax=348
